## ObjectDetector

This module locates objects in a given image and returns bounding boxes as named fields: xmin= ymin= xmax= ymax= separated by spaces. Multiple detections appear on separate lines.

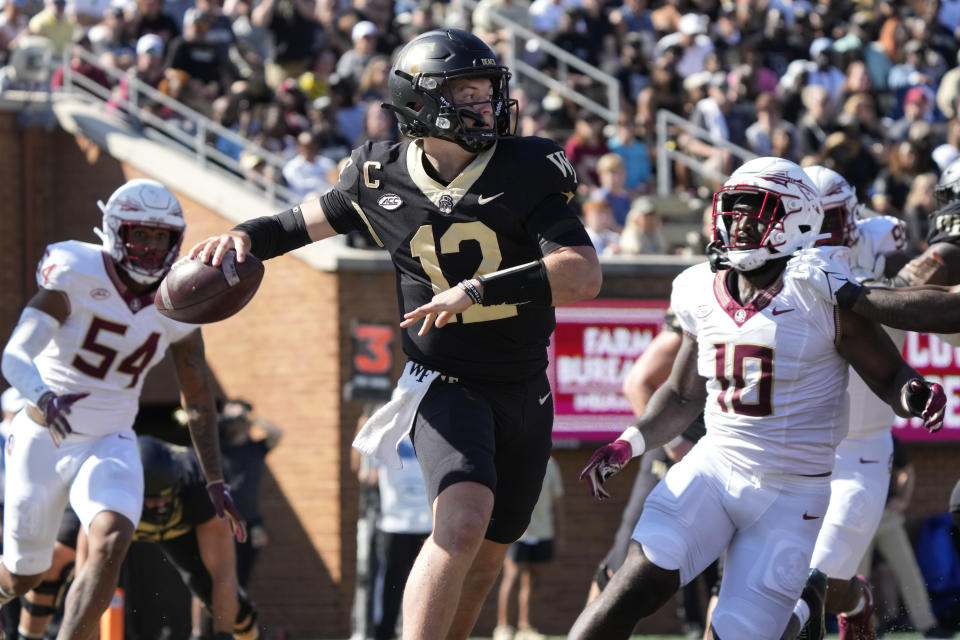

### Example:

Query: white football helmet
xmin=94 ymin=179 xmax=185 ymax=285
xmin=711 ymin=157 xmax=824 ymax=272
xmin=935 ymin=156 xmax=960 ymax=208
xmin=803 ymin=165 xmax=861 ymax=247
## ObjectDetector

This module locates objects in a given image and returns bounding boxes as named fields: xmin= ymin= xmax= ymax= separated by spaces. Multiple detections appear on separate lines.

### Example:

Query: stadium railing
xmin=57 ymin=45 xmax=300 ymax=207
xmin=458 ymin=0 xmax=620 ymax=124
xmin=655 ymin=108 xmax=758 ymax=196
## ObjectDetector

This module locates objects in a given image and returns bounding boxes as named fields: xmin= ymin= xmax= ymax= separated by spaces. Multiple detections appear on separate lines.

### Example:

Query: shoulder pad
xmin=857 ymin=216 xmax=906 ymax=255
xmin=669 ymin=262 xmax=712 ymax=334
xmin=337 ymin=140 xmax=403 ymax=200
xmin=508 ymin=136 xmax=578 ymax=198
xmin=36 ymin=241 xmax=104 ymax=291
xmin=927 ymin=200 xmax=960 ymax=246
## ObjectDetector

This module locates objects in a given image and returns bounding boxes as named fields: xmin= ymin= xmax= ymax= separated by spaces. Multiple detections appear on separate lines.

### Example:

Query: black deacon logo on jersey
xmin=438 ymin=194 xmax=454 ymax=215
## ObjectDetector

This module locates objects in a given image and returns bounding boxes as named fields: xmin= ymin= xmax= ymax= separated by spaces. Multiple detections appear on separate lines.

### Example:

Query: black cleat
xmin=798 ymin=569 xmax=828 ymax=640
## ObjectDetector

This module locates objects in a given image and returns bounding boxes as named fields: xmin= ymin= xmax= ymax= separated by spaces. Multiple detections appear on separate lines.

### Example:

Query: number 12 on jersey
xmin=410 ymin=222 xmax=518 ymax=324
xmin=713 ymin=343 xmax=774 ymax=417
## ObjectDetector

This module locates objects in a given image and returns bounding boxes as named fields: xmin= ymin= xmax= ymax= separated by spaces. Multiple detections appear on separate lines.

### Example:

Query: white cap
xmin=809 ymin=37 xmax=833 ymax=58
xmin=1 ymin=387 xmax=25 ymax=415
xmin=933 ymin=144 xmax=960 ymax=172
xmin=682 ymin=70 xmax=712 ymax=92
xmin=678 ymin=13 xmax=707 ymax=35
xmin=136 ymin=33 xmax=163 ymax=56
xmin=351 ymin=20 xmax=378 ymax=41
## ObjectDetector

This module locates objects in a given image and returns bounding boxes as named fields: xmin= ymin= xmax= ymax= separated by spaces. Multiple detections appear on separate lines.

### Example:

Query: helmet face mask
xmin=818 ymin=204 xmax=861 ymax=246
xmin=803 ymin=165 xmax=861 ymax=248
xmin=711 ymin=157 xmax=823 ymax=272
xmin=95 ymin=179 xmax=185 ymax=285
xmin=935 ymin=156 xmax=960 ymax=208
xmin=713 ymin=188 xmax=787 ymax=267
xmin=118 ymin=222 xmax=177 ymax=274
xmin=385 ymin=29 xmax=518 ymax=153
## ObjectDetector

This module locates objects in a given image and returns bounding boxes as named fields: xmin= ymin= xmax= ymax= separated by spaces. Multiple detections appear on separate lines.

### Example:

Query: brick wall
xmin=3 ymin=111 xmax=959 ymax=637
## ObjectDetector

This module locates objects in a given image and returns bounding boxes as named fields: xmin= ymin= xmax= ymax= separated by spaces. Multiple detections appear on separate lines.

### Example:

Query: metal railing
xmin=58 ymin=45 xmax=299 ymax=206
xmin=459 ymin=0 xmax=620 ymax=124
xmin=655 ymin=108 xmax=757 ymax=196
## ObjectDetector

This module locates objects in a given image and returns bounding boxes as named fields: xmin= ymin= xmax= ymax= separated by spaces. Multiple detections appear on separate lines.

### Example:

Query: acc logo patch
xmin=377 ymin=194 xmax=403 ymax=210
xmin=90 ymin=288 xmax=111 ymax=300
xmin=695 ymin=305 xmax=712 ymax=318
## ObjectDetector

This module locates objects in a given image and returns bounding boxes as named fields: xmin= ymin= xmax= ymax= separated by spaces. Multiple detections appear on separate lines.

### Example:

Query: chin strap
xmin=120 ymin=263 xmax=162 ymax=285
xmin=706 ymin=241 xmax=730 ymax=272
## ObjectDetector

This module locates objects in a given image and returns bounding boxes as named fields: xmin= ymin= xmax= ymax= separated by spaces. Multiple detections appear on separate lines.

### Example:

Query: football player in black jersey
xmin=134 ymin=436 xmax=260 ymax=640
xmin=189 ymin=28 xmax=601 ymax=640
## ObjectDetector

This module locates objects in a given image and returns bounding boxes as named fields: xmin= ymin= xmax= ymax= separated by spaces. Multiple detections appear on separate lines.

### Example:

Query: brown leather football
xmin=155 ymin=251 xmax=264 ymax=323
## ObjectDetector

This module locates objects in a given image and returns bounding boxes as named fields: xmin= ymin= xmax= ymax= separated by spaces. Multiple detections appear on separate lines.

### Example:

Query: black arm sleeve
xmin=318 ymin=189 xmax=363 ymax=236
xmin=526 ymin=193 xmax=593 ymax=254
xmin=233 ymin=207 xmax=312 ymax=260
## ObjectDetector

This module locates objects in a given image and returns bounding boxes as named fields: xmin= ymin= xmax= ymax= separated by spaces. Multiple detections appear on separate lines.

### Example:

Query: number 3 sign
xmin=344 ymin=322 xmax=396 ymax=401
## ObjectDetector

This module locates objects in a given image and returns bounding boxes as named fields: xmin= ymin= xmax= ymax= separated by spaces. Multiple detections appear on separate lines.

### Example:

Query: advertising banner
xmin=548 ymin=299 xmax=669 ymax=441
xmin=548 ymin=300 xmax=960 ymax=443
xmin=894 ymin=332 xmax=960 ymax=442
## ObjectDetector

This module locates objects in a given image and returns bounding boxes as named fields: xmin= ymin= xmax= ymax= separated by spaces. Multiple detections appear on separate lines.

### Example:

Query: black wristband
xmin=212 ymin=632 xmax=233 ymax=640
xmin=476 ymin=260 xmax=552 ymax=306
xmin=232 ymin=207 xmax=311 ymax=260
xmin=835 ymin=281 xmax=864 ymax=309
xmin=457 ymin=280 xmax=482 ymax=304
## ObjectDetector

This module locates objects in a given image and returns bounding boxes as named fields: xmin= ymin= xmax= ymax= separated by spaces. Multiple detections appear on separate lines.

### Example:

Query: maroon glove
xmin=206 ymin=481 xmax=248 ymax=543
xmin=38 ymin=392 xmax=89 ymax=446
xmin=902 ymin=379 xmax=947 ymax=433
xmin=579 ymin=440 xmax=634 ymax=500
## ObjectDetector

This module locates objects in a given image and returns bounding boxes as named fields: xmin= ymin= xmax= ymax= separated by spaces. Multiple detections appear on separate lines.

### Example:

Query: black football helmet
xmin=383 ymin=28 xmax=517 ymax=152
xmin=138 ymin=434 xmax=180 ymax=490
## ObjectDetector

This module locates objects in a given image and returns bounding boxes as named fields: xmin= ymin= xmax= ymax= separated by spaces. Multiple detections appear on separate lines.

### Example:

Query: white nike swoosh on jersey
xmin=538 ymin=391 xmax=551 ymax=405
xmin=477 ymin=192 xmax=504 ymax=205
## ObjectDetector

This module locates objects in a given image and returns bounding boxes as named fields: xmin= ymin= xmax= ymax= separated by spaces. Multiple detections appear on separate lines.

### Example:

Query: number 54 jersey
xmin=322 ymin=137 xmax=589 ymax=383
xmin=33 ymin=241 xmax=196 ymax=437
xmin=671 ymin=262 xmax=850 ymax=476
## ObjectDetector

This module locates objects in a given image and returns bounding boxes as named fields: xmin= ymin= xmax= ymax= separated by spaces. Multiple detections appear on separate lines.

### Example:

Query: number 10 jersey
xmin=671 ymin=262 xmax=850 ymax=476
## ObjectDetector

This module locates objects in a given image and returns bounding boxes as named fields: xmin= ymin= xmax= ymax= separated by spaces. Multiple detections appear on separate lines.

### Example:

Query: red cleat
xmin=837 ymin=575 xmax=876 ymax=640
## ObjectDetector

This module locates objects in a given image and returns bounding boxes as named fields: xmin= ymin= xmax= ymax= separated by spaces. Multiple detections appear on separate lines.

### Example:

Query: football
xmin=154 ymin=251 xmax=264 ymax=323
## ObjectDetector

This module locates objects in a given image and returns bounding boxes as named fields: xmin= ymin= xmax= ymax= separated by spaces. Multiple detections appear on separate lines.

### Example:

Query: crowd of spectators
xmin=1 ymin=0 xmax=960 ymax=256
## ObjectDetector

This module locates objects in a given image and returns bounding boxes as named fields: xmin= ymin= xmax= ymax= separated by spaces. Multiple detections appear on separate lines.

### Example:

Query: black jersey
xmin=322 ymin=136 xmax=590 ymax=382
xmin=927 ymin=200 xmax=960 ymax=246
xmin=135 ymin=446 xmax=216 ymax=543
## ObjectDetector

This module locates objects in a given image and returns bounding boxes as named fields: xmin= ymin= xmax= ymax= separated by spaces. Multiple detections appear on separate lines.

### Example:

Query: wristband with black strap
xmin=457 ymin=279 xmax=483 ymax=304
xmin=232 ymin=206 xmax=311 ymax=260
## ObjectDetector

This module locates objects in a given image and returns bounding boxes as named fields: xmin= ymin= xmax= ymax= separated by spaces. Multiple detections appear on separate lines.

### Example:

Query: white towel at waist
xmin=352 ymin=361 xmax=440 ymax=469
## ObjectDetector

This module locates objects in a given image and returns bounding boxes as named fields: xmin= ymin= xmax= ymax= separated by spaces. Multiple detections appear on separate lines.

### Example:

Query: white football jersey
xmin=33 ymin=241 xmax=195 ymax=437
xmin=672 ymin=263 xmax=849 ymax=476
xmin=846 ymin=216 xmax=907 ymax=439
